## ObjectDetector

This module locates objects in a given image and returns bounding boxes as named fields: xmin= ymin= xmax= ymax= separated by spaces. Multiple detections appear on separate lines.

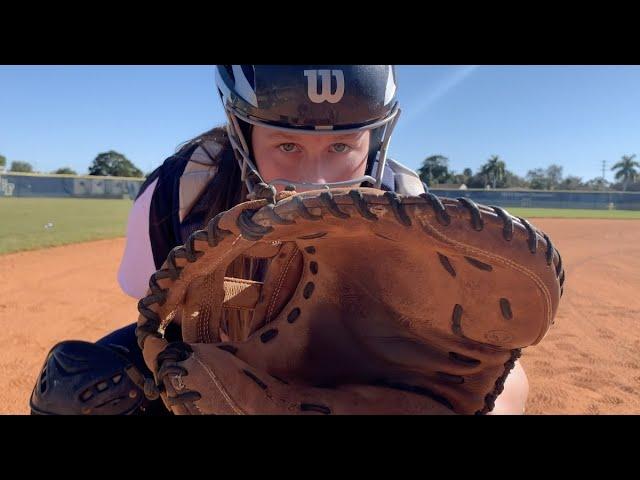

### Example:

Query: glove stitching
xmin=197 ymin=234 xmax=245 ymax=343
xmin=417 ymin=209 xmax=553 ymax=344
xmin=193 ymin=354 xmax=246 ymax=414
xmin=265 ymin=247 xmax=300 ymax=323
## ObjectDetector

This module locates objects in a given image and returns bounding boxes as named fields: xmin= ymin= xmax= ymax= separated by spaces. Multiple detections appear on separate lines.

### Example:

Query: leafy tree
xmin=467 ymin=173 xmax=488 ymax=189
xmin=88 ymin=151 xmax=143 ymax=177
xmin=545 ymin=164 xmax=564 ymax=189
xmin=526 ymin=168 xmax=551 ymax=190
xmin=9 ymin=161 xmax=34 ymax=173
xmin=503 ymin=170 xmax=528 ymax=189
xmin=559 ymin=176 xmax=584 ymax=190
xmin=584 ymin=177 xmax=610 ymax=191
xmin=417 ymin=155 xmax=453 ymax=185
xmin=53 ymin=167 xmax=78 ymax=175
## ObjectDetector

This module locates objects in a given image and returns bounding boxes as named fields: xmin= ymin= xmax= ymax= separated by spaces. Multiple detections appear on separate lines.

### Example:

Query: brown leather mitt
xmin=134 ymin=187 xmax=565 ymax=415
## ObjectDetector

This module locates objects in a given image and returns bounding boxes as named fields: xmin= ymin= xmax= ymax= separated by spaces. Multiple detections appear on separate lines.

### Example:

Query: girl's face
xmin=251 ymin=125 xmax=371 ymax=192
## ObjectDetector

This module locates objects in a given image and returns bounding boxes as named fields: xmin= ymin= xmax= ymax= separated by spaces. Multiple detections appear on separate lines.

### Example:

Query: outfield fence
xmin=2 ymin=172 xmax=639 ymax=210
xmin=429 ymin=188 xmax=640 ymax=210
xmin=0 ymin=172 xmax=144 ymax=200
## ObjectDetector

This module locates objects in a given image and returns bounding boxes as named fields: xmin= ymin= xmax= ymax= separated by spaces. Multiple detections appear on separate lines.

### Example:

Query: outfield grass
xmin=507 ymin=208 xmax=640 ymax=219
xmin=1 ymin=197 xmax=639 ymax=255
xmin=0 ymin=197 xmax=133 ymax=255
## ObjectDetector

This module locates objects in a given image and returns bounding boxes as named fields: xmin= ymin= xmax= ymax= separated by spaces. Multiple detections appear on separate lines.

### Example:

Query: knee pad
xmin=30 ymin=340 xmax=145 ymax=415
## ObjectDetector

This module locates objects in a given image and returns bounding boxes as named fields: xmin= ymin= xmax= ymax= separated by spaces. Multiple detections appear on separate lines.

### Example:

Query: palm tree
xmin=611 ymin=154 xmax=639 ymax=191
xmin=480 ymin=155 xmax=506 ymax=189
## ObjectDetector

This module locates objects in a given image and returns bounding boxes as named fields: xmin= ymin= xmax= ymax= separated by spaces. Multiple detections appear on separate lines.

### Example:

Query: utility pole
xmin=602 ymin=160 xmax=606 ymax=181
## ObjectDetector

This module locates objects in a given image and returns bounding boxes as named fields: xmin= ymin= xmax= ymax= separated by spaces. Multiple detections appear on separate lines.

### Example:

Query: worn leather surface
xmin=136 ymin=188 xmax=564 ymax=415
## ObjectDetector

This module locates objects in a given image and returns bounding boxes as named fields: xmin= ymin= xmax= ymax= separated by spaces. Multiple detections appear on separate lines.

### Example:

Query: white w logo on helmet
xmin=303 ymin=70 xmax=345 ymax=104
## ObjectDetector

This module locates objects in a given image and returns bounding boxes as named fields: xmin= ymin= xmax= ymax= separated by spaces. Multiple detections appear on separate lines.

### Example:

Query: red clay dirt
xmin=1 ymin=219 xmax=639 ymax=414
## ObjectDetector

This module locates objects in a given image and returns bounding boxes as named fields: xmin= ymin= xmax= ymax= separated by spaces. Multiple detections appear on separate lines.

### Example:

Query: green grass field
xmin=0 ymin=197 xmax=133 ymax=255
xmin=507 ymin=208 xmax=640 ymax=219
xmin=1 ymin=197 xmax=639 ymax=255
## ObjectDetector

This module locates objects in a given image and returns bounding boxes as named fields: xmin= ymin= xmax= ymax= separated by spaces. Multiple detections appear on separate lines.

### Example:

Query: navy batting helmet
xmin=215 ymin=65 xmax=401 ymax=192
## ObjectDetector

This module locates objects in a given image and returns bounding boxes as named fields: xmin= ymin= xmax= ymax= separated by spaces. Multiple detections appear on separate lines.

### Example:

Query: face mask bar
xmin=372 ymin=109 xmax=401 ymax=189
xmin=267 ymin=177 xmax=378 ymax=190
xmin=224 ymin=104 xmax=401 ymax=194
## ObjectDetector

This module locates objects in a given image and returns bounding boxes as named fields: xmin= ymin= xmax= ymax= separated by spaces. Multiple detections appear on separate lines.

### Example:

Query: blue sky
xmin=1 ymin=65 xmax=639 ymax=181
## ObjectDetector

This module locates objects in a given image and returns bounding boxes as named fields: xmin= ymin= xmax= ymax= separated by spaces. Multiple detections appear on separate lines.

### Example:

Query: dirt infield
xmin=0 ymin=239 xmax=138 ymax=414
xmin=519 ymin=219 xmax=640 ymax=414
xmin=1 ymin=219 xmax=639 ymax=414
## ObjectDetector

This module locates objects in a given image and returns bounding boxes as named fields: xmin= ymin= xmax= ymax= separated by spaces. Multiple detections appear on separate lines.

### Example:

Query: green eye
xmin=331 ymin=143 xmax=350 ymax=153
xmin=279 ymin=143 xmax=297 ymax=152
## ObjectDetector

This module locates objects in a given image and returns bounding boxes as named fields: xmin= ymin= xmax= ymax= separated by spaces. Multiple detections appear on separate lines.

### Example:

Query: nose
xmin=301 ymin=151 xmax=329 ymax=186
